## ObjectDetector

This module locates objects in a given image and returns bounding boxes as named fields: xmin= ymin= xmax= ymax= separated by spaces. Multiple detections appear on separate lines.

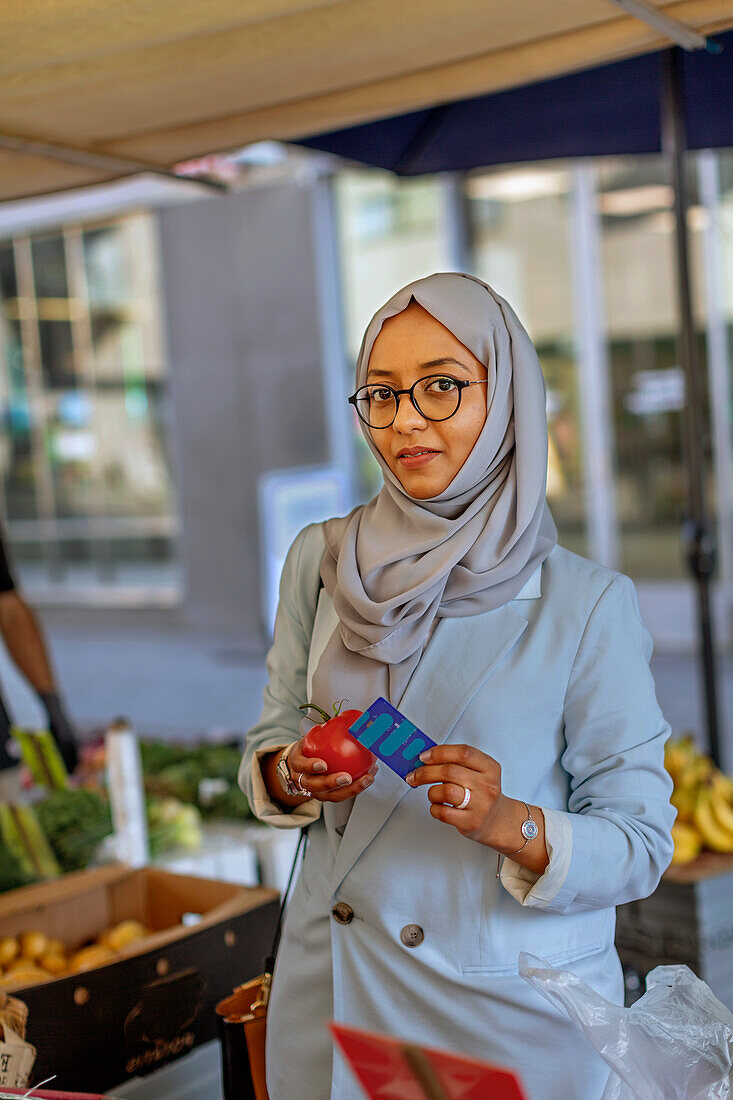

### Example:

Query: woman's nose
xmin=393 ymin=394 xmax=428 ymax=432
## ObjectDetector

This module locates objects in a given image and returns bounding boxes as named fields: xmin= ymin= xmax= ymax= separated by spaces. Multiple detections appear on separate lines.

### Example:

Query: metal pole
xmin=570 ymin=162 xmax=619 ymax=571
xmin=661 ymin=47 xmax=721 ymax=763
xmin=697 ymin=151 xmax=733 ymax=654
xmin=441 ymin=172 xmax=472 ymax=273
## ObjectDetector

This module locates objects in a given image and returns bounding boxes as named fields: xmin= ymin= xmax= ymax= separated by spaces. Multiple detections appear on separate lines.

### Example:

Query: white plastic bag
xmin=519 ymin=952 xmax=733 ymax=1099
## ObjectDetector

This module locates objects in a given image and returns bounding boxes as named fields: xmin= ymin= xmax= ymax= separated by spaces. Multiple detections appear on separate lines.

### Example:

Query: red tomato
xmin=301 ymin=708 xmax=374 ymax=780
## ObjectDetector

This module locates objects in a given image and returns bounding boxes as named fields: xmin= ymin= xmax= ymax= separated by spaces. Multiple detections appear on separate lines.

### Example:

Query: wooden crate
xmin=615 ymin=851 xmax=733 ymax=1009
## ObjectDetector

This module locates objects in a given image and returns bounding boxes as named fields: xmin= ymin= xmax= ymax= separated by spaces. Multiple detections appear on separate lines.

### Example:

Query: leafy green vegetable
xmin=36 ymin=788 xmax=113 ymax=872
xmin=200 ymin=784 xmax=252 ymax=821
xmin=0 ymin=842 xmax=37 ymax=892
xmin=139 ymin=741 xmax=190 ymax=774
xmin=140 ymin=741 xmax=252 ymax=822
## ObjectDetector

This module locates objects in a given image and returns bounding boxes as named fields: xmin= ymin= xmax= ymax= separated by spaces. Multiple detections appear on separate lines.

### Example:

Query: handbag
xmin=216 ymin=827 xmax=308 ymax=1100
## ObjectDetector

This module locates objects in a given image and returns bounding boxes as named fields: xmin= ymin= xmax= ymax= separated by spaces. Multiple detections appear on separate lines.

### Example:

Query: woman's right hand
xmin=286 ymin=739 xmax=379 ymax=803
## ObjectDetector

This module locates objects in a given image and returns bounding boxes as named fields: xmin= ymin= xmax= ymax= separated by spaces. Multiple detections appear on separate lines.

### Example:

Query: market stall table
xmin=154 ymin=821 xmax=301 ymax=895
xmin=616 ymin=850 xmax=733 ymax=1008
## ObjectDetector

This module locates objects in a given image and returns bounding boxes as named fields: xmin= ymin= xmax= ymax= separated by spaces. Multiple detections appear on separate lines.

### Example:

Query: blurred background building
xmin=0 ymin=143 xmax=730 ymax=749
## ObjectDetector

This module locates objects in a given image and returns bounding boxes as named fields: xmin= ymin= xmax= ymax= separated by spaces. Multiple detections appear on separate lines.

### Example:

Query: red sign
xmin=330 ymin=1022 xmax=529 ymax=1100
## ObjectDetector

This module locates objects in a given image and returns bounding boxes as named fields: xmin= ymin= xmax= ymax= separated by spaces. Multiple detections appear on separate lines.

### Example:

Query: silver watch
xmin=275 ymin=744 xmax=311 ymax=798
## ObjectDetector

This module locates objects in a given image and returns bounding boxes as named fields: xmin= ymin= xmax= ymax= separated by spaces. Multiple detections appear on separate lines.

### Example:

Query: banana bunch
xmin=665 ymin=735 xmax=733 ymax=864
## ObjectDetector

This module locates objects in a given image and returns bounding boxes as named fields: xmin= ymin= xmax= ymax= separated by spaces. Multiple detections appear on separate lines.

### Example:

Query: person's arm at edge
xmin=0 ymin=590 xmax=56 ymax=692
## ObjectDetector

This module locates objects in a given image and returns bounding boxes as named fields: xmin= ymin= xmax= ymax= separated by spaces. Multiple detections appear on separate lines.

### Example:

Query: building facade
xmin=0 ymin=148 xmax=731 ymax=656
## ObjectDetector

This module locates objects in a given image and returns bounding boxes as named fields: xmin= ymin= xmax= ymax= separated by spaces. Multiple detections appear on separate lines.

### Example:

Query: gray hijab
xmin=313 ymin=272 xmax=557 ymax=714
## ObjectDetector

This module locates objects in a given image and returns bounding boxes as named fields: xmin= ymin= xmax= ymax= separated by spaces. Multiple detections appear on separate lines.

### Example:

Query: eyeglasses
xmin=348 ymin=375 xmax=489 ymax=429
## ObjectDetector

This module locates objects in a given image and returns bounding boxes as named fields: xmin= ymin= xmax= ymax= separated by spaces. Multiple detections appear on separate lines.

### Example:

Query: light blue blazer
xmin=240 ymin=522 xmax=675 ymax=1100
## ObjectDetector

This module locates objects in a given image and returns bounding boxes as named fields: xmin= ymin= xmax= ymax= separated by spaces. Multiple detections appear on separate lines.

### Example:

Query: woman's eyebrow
xmin=367 ymin=357 xmax=472 ymax=379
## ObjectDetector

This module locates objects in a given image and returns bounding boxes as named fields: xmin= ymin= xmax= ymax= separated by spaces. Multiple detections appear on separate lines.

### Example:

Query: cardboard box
xmin=0 ymin=865 xmax=279 ymax=1094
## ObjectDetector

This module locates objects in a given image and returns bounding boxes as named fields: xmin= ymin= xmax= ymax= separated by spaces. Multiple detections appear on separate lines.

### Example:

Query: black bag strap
xmin=264 ymin=825 xmax=309 ymax=974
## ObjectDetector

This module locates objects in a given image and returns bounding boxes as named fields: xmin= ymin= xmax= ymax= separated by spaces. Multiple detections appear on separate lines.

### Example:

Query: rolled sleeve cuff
xmin=500 ymin=807 xmax=573 ymax=907
xmin=251 ymin=740 xmax=323 ymax=829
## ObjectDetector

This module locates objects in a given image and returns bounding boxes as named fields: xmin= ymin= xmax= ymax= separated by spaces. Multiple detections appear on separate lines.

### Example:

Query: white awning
xmin=1 ymin=0 xmax=732 ymax=201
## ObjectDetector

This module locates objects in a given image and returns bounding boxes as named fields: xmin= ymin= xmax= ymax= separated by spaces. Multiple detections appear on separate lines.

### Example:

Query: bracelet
xmin=495 ymin=801 xmax=538 ymax=878
xmin=275 ymin=742 xmax=311 ymax=799
xmin=506 ymin=801 xmax=539 ymax=853
xmin=286 ymin=743 xmax=311 ymax=797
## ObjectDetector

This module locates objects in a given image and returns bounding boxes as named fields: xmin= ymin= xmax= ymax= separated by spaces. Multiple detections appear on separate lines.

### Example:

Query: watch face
xmin=521 ymin=819 xmax=539 ymax=841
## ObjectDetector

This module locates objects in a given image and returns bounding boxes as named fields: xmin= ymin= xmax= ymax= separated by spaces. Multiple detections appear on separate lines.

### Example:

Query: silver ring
xmin=455 ymin=786 xmax=471 ymax=810
xmin=296 ymin=773 xmax=312 ymax=798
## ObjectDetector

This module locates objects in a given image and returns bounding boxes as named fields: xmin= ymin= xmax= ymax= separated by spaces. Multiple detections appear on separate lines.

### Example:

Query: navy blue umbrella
xmin=299 ymin=30 xmax=732 ymax=173
xmin=300 ymin=34 xmax=732 ymax=761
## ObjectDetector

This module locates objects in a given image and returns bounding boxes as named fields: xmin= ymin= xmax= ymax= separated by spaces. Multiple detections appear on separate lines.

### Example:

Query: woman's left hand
xmin=406 ymin=744 xmax=508 ymax=847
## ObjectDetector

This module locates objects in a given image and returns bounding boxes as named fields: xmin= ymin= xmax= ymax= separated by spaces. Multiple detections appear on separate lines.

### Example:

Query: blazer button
xmin=400 ymin=924 xmax=424 ymax=948
xmin=332 ymin=902 xmax=354 ymax=924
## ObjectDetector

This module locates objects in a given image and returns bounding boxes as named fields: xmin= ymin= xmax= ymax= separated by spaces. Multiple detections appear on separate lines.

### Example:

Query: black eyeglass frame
xmin=348 ymin=375 xmax=489 ymax=428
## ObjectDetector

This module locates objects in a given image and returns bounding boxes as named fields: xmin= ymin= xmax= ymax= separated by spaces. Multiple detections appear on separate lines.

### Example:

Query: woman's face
xmin=366 ymin=301 xmax=488 ymax=499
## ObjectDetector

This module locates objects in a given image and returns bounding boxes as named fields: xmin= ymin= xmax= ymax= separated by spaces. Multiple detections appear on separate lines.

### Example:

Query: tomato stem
xmin=298 ymin=703 xmax=331 ymax=725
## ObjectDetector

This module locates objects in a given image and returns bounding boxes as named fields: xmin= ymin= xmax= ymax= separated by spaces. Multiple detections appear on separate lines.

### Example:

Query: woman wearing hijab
xmin=239 ymin=273 xmax=674 ymax=1099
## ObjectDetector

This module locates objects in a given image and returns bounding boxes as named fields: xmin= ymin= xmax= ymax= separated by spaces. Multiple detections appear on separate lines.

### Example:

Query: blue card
xmin=349 ymin=698 xmax=437 ymax=781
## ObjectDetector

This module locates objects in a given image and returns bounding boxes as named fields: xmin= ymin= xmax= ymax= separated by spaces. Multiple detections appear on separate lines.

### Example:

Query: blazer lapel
xmin=330 ymin=601 xmax=530 ymax=895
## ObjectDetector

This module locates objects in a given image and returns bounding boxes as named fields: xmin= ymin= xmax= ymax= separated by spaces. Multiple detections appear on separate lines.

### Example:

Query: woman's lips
xmin=396 ymin=450 xmax=440 ymax=468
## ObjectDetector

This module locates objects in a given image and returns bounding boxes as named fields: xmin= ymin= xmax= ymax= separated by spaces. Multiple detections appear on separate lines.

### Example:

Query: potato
xmin=15 ymin=956 xmax=41 ymax=970
xmin=0 ymin=938 xmax=19 ymax=967
xmin=99 ymin=920 xmax=148 ymax=953
xmin=1 ymin=965 xmax=51 ymax=988
xmin=39 ymin=953 xmax=67 ymax=976
xmin=20 ymin=931 xmax=48 ymax=962
xmin=70 ymin=945 xmax=115 ymax=973
xmin=45 ymin=938 xmax=66 ymax=958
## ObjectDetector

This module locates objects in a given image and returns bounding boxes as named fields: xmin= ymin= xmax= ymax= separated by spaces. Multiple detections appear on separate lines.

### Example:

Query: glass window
xmin=0 ymin=215 xmax=179 ymax=599
xmin=83 ymin=219 xmax=164 ymax=378
xmin=92 ymin=386 xmax=175 ymax=518
xmin=334 ymin=153 xmax=729 ymax=591
xmin=0 ymin=244 xmax=38 ymax=521
xmin=31 ymin=236 xmax=68 ymax=299
xmin=335 ymin=170 xmax=451 ymax=500
xmin=597 ymin=155 xmax=713 ymax=580
xmin=466 ymin=163 xmax=588 ymax=557
xmin=32 ymin=236 xmax=77 ymax=391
